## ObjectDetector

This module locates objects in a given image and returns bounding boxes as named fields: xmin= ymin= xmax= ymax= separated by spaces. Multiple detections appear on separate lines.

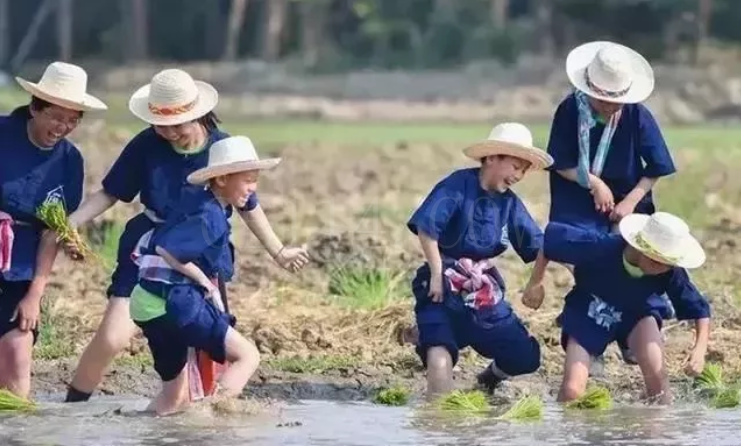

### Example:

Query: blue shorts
xmin=414 ymin=302 xmax=541 ymax=376
xmin=133 ymin=285 xmax=231 ymax=382
xmin=0 ymin=278 xmax=39 ymax=342
xmin=106 ymin=213 xmax=156 ymax=298
xmin=558 ymin=296 xmax=664 ymax=357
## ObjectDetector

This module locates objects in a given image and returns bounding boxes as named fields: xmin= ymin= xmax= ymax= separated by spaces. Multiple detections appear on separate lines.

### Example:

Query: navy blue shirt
xmin=407 ymin=168 xmax=542 ymax=263
xmin=102 ymin=127 xmax=259 ymax=220
xmin=546 ymin=94 xmax=676 ymax=230
xmin=0 ymin=107 xmax=84 ymax=281
xmin=543 ymin=221 xmax=710 ymax=321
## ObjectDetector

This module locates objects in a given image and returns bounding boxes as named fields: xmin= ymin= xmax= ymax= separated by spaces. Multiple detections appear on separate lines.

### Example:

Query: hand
xmin=610 ymin=198 xmax=637 ymax=223
xmin=428 ymin=273 xmax=444 ymax=303
xmin=275 ymin=245 xmax=310 ymax=273
xmin=684 ymin=347 xmax=706 ymax=377
xmin=521 ymin=282 xmax=545 ymax=310
xmin=590 ymin=178 xmax=614 ymax=214
xmin=204 ymin=283 xmax=224 ymax=312
xmin=11 ymin=290 xmax=43 ymax=332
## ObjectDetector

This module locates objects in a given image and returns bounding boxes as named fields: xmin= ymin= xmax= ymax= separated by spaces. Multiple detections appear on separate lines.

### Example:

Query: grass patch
xmin=327 ymin=265 xmax=406 ymax=310
xmin=113 ymin=352 xmax=153 ymax=369
xmin=496 ymin=394 xmax=544 ymax=421
xmin=264 ymin=355 xmax=356 ymax=374
xmin=564 ymin=386 xmax=612 ymax=410
xmin=373 ymin=386 xmax=411 ymax=406
xmin=434 ymin=390 xmax=490 ymax=414
xmin=35 ymin=297 xmax=76 ymax=361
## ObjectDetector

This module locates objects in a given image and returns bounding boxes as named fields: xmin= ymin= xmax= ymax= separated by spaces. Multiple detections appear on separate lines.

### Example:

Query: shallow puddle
xmin=0 ymin=395 xmax=737 ymax=445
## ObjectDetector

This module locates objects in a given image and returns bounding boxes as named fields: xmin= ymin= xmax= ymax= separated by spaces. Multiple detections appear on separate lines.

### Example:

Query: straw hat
xmin=618 ymin=212 xmax=705 ymax=269
xmin=15 ymin=61 xmax=107 ymax=111
xmin=187 ymin=136 xmax=281 ymax=185
xmin=462 ymin=122 xmax=554 ymax=170
xmin=566 ymin=41 xmax=654 ymax=104
xmin=128 ymin=69 xmax=218 ymax=126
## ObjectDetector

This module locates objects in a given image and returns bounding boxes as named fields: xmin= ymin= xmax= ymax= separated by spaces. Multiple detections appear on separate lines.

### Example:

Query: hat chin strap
xmin=585 ymin=70 xmax=632 ymax=99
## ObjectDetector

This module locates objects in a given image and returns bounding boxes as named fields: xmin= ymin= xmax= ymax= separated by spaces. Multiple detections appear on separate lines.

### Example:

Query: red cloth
xmin=0 ymin=212 xmax=14 ymax=273
xmin=444 ymin=258 xmax=502 ymax=310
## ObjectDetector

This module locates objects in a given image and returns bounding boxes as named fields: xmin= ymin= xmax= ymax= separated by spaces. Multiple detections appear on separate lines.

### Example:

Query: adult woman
xmin=64 ymin=69 xmax=309 ymax=402
xmin=0 ymin=61 xmax=107 ymax=398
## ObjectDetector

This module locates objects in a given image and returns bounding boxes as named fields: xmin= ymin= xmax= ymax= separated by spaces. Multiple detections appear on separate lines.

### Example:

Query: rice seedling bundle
xmin=0 ymin=389 xmax=37 ymax=413
xmin=36 ymin=202 xmax=96 ymax=261
xmin=564 ymin=386 xmax=612 ymax=410
xmin=496 ymin=394 xmax=544 ymax=421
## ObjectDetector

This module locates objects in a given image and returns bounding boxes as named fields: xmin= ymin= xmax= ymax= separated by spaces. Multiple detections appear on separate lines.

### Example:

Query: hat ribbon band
xmin=148 ymin=96 xmax=198 ymax=117
xmin=634 ymin=232 xmax=681 ymax=264
xmin=585 ymin=70 xmax=632 ymax=99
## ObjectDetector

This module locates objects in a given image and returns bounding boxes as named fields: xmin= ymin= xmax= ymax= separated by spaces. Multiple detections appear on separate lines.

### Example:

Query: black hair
xmin=10 ymin=96 xmax=84 ymax=120
xmin=197 ymin=111 xmax=221 ymax=132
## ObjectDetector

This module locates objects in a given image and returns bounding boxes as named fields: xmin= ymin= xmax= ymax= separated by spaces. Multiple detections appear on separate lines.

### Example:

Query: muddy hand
xmin=61 ymin=238 xmax=85 ymax=261
xmin=521 ymin=282 xmax=545 ymax=310
xmin=276 ymin=245 xmax=311 ymax=273
xmin=683 ymin=348 xmax=706 ymax=377
xmin=428 ymin=274 xmax=444 ymax=303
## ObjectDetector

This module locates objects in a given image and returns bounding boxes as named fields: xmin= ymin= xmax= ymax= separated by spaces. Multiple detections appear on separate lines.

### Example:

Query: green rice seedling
xmin=435 ymin=390 xmax=490 ymax=414
xmin=0 ymin=389 xmax=37 ymax=413
xmin=564 ymin=386 xmax=612 ymax=410
xmin=36 ymin=201 xmax=96 ymax=262
xmin=711 ymin=387 xmax=740 ymax=409
xmin=373 ymin=386 xmax=411 ymax=406
xmin=496 ymin=394 xmax=544 ymax=421
xmin=694 ymin=363 xmax=724 ymax=396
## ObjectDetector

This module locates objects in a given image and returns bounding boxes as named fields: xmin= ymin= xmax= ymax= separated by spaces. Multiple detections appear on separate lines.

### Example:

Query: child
xmin=0 ymin=62 xmax=106 ymax=398
xmin=129 ymin=135 xmax=280 ymax=415
xmin=406 ymin=122 xmax=554 ymax=397
xmin=543 ymin=212 xmax=711 ymax=404
xmin=546 ymin=41 xmax=678 ymax=365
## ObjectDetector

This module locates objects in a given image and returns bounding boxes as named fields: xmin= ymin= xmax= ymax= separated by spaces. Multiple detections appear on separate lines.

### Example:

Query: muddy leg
xmin=0 ymin=329 xmax=34 ymax=399
xmin=147 ymin=368 xmax=190 ymax=416
xmin=215 ymin=327 xmax=260 ymax=397
xmin=425 ymin=346 xmax=454 ymax=398
xmin=67 ymin=297 xmax=138 ymax=400
xmin=627 ymin=316 xmax=671 ymax=404
xmin=557 ymin=337 xmax=591 ymax=402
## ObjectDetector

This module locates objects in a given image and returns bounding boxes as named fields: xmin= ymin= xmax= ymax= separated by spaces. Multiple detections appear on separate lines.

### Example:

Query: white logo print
xmin=500 ymin=224 xmax=510 ymax=247
xmin=44 ymin=185 xmax=66 ymax=209
xmin=587 ymin=295 xmax=622 ymax=330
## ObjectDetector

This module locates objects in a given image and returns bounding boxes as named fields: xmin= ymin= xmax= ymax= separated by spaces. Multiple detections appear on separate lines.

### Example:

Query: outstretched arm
xmin=238 ymin=204 xmax=309 ymax=272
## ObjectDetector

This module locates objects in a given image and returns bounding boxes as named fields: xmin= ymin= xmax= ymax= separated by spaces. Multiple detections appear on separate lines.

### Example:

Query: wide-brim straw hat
xmin=618 ymin=212 xmax=705 ymax=269
xmin=128 ymin=68 xmax=218 ymax=126
xmin=566 ymin=41 xmax=654 ymax=104
xmin=462 ymin=122 xmax=554 ymax=170
xmin=15 ymin=61 xmax=107 ymax=111
xmin=187 ymin=135 xmax=282 ymax=185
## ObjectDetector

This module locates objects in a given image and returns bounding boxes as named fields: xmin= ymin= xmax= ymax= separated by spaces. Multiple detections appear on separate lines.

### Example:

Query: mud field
xmin=26 ymin=118 xmax=741 ymax=405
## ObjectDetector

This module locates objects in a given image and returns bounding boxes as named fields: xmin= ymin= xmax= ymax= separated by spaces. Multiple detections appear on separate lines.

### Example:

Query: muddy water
xmin=0 ymin=395 xmax=737 ymax=446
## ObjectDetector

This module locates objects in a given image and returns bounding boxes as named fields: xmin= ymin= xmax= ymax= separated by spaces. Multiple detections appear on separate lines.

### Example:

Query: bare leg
xmin=627 ymin=316 xmax=671 ymax=404
xmin=146 ymin=368 xmax=190 ymax=416
xmin=68 ymin=297 xmax=138 ymax=396
xmin=425 ymin=346 xmax=454 ymax=398
xmin=557 ymin=337 xmax=592 ymax=402
xmin=214 ymin=327 xmax=260 ymax=397
xmin=0 ymin=329 xmax=35 ymax=398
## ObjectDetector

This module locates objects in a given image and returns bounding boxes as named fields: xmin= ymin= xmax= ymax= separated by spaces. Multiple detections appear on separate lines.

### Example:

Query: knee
xmin=95 ymin=327 xmax=132 ymax=353
xmin=229 ymin=336 xmax=261 ymax=366
xmin=425 ymin=346 xmax=453 ymax=372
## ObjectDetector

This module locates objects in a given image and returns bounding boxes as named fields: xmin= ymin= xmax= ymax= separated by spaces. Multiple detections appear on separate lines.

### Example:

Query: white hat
xmin=187 ymin=136 xmax=282 ymax=185
xmin=566 ymin=41 xmax=654 ymax=104
xmin=462 ymin=122 xmax=554 ymax=170
xmin=618 ymin=212 xmax=705 ymax=269
xmin=15 ymin=61 xmax=107 ymax=111
xmin=128 ymin=69 xmax=218 ymax=126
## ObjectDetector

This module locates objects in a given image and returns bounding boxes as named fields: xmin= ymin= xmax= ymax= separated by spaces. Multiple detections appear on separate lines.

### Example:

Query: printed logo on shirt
xmin=587 ymin=295 xmax=622 ymax=330
xmin=500 ymin=224 xmax=510 ymax=247
xmin=43 ymin=185 xmax=66 ymax=210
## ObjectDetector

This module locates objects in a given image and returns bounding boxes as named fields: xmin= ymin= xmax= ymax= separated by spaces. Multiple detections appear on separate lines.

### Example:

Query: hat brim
xmin=15 ymin=78 xmax=108 ymax=111
xmin=187 ymin=158 xmax=282 ymax=185
xmin=128 ymin=80 xmax=218 ymax=126
xmin=462 ymin=141 xmax=554 ymax=171
xmin=618 ymin=214 xmax=706 ymax=269
xmin=566 ymin=41 xmax=655 ymax=104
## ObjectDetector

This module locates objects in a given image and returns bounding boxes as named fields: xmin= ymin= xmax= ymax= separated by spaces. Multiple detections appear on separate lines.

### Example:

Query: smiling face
xmin=480 ymin=155 xmax=532 ymax=192
xmin=153 ymin=119 xmax=206 ymax=150
xmin=28 ymin=98 xmax=83 ymax=147
xmin=211 ymin=170 xmax=260 ymax=208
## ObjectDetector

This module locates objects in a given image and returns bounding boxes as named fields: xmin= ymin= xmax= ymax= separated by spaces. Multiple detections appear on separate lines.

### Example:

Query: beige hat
xmin=187 ymin=136 xmax=281 ymax=185
xmin=566 ymin=41 xmax=654 ymax=104
xmin=618 ymin=212 xmax=705 ymax=269
xmin=462 ymin=122 xmax=554 ymax=170
xmin=15 ymin=61 xmax=107 ymax=111
xmin=128 ymin=69 xmax=218 ymax=126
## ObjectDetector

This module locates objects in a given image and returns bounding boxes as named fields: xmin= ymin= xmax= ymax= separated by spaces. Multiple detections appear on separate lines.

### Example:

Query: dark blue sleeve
xmin=508 ymin=196 xmax=542 ymax=263
xmin=64 ymin=147 xmax=84 ymax=213
xmin=543 ymin=221 xmax=623 ymax=266
xmin=237 ymin=192 xmax=259 ymax=212
xmin=637 ymin=105 xmax=676 ymax=178
xmin=101 ymin=133 xmax=147 ymax=203
xmin=546 ymin=95 xmax=579 ymax=171
xmin=664 ymin=268 xmax=711 ymax=320
xmin=154 ymin=204 xmax=228 ymax=264
xmin=406 ymin=173 xmax=462 ymax=240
